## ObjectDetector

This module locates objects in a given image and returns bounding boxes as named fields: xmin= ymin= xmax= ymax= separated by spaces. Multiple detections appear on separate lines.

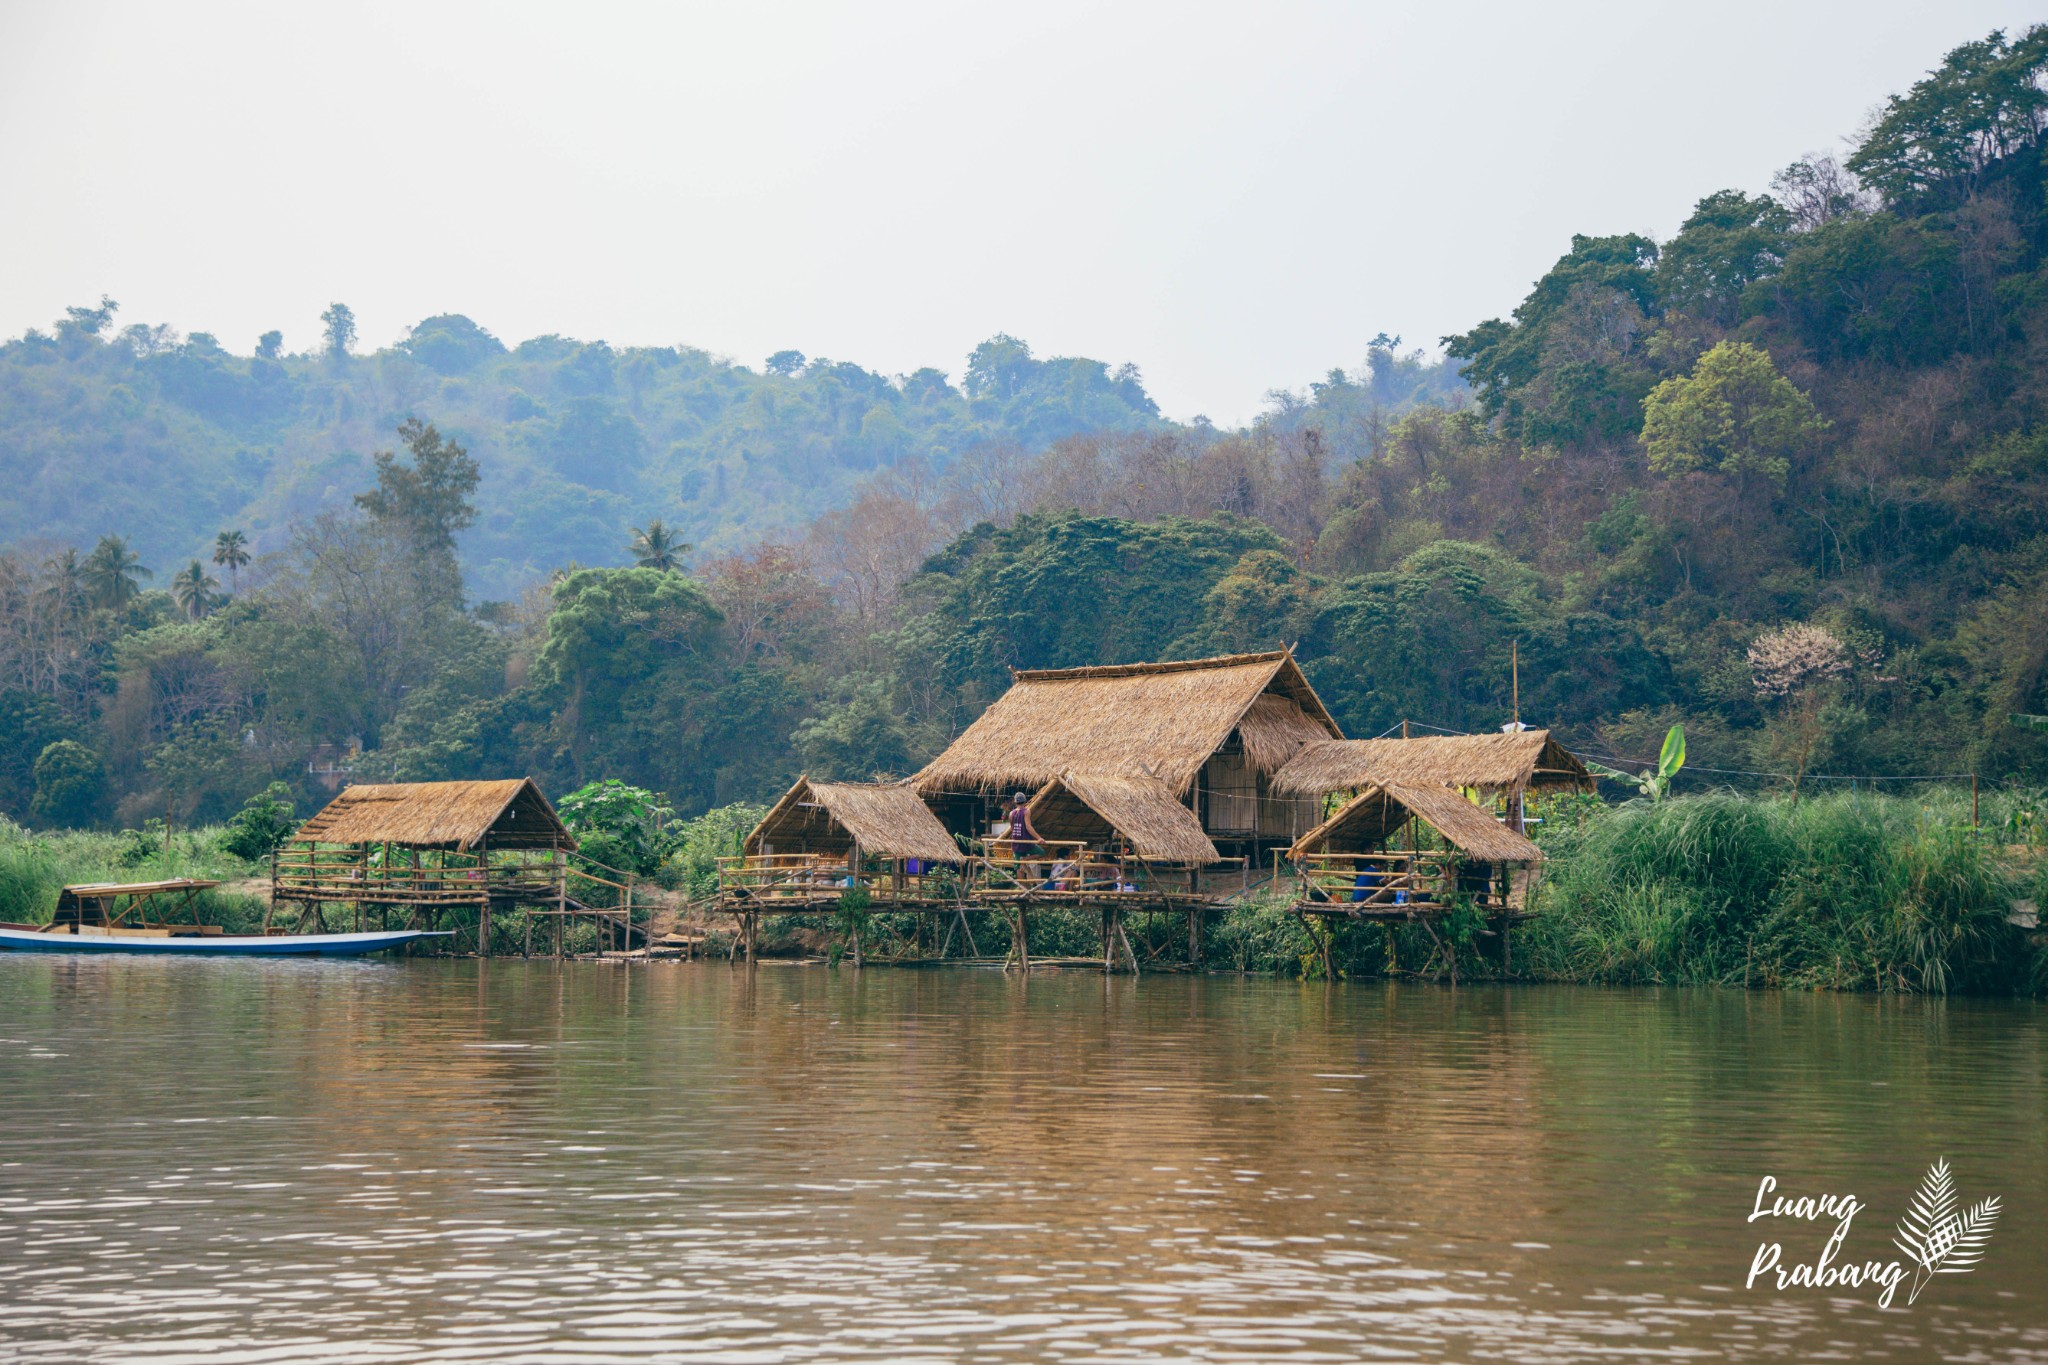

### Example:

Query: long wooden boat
xmin=0 ymin=924 xmax=449 ymax=955
xmin=0 ymin=878 xmax=448 ymax=956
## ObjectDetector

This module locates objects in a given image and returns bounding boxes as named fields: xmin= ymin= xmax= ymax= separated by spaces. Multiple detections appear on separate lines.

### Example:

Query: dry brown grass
xmin=1271 ymin=731 xmax=1593 ymax=797
xmin=1029 ymin=772 xmax=1220 ymax=864
xmin=747 ymin=778 xmax=961 ymax=861
xmin=1290 ymin=783 xmax=1542 ymax=863
xmin=914 ymin=651 xmax=1339 ymax=798
xmin=294 ymin=779 xmax=574 ymax=850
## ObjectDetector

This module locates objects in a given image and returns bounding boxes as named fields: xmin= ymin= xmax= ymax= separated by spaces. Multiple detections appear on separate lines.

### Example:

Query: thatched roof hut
xmin=745 ymin=777 xmax=961 ymax=863
xmin=1289 ymin=783 xmax=1542 ymax=864
xmin=1269 ymin=730 xmax=1593 ymax=799
xmin=914 ymin=651 xmax=1339 ymax=799
xmin=1027 ymin=772 xmax=1221 ymax=865
xmin=294 ymin=779 xmax=575 ymax=850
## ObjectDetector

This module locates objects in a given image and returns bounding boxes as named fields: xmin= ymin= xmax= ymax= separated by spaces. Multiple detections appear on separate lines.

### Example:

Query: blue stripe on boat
xmin=0 ymin=927 xmax=452 ymax=956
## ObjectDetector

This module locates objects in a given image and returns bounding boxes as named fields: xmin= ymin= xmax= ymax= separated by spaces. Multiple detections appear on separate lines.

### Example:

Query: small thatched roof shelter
xmin=294 ymin=779 xmax=575 ymax=851
xmin=1289 ymin=784 xmax=1543 ymax=864
xmin=1027 ymin=772 xmax=1220 ymax=865
xmin=1270 ymin=730 xmax=1593 ymax=799
xmin=914 ymin=651 xmax=1340 ymax=799
xmin=745 ymin=778 xmax=961 ymax=863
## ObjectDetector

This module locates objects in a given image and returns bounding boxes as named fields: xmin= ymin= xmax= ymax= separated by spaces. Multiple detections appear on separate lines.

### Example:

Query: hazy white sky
xmin=0 ymin=1 xmax=2038 ymax=425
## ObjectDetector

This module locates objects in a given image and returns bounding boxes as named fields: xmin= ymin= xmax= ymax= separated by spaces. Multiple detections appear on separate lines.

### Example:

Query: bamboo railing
xmin=712 ymin=839 xmax=1213 ymax=909
xmin=1282 ymin=850 xmax=1512 ymax=915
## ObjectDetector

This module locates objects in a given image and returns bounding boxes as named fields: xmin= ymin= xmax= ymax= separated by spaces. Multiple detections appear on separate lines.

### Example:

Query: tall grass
xmin=1520 ymin=792 xmax=2036 ymax=994
xmin=0 ymin=818 xmax=267 ymax=929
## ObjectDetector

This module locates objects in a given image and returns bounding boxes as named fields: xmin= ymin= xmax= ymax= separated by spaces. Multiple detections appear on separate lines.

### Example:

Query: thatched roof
xmin=1290 ymin=783 xmax=1542 ymax=864
xmin=293 ymin=779 xmax=574 ymax=851
xmin=1028 ymin=772 xmax=1220 ymax=865
xmin=1269 ymin=730 xmax=1593 ymax=797
xmin=745 ymin=778 xmax=961 ymax=862
xmin=913 ymin=651 xmax=1341 ymax=798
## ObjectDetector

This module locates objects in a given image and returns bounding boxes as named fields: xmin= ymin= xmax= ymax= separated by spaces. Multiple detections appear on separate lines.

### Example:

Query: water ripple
xmin=0 ymin=958 xmax=2041 ymax=1362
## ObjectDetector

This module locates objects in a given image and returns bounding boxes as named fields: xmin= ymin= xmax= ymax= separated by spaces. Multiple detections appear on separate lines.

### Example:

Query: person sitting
xmin=1350 ymin=866 xmax=1382 ymax=903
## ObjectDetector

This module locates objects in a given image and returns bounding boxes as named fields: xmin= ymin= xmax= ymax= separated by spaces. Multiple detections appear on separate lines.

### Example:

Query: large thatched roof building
xmin=913 ymin=651 xmax=1339 ymax=851
xmin=293 ymin=778 xmax=575 ymax=851
xmin=1289 ymin=783 xmax=1543 ymax=864
xmin=1027 ymin=772 xmax=1220 ymax=865
xmin=1270 ymin=730 xmax=1593 ymax=800
xmin=746 ymin=777 xmax=962 ymax=863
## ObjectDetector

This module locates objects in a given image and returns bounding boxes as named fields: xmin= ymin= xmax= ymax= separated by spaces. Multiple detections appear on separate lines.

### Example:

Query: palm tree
xmin=212 ymin=530 xmax=250 ymax=594
xmin=629 ymin=520 xmax=690 ymax=572
xmin=171 ymin=561 xmax=219 ymax=620
xmin=39 ymin=548 xmax=87 ymax=619
xmin=83 ymin=535 xmax=150 ymax=609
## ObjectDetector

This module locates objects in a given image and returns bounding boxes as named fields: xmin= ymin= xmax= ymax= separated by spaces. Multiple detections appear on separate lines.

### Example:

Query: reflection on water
xmin=0 ymin=957 xmax=2041 ymax=1362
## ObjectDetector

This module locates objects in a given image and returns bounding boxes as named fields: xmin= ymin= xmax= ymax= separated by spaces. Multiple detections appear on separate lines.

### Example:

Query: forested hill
xmin=0 ymin=311 xmax=1461 ymax=601
xmin=4 ymin=26 xmax=2048 ymax=837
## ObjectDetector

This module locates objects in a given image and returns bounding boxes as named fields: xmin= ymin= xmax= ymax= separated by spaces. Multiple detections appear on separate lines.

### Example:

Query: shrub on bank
xmin=1519 ymin=792 xmax=2037 ymax=994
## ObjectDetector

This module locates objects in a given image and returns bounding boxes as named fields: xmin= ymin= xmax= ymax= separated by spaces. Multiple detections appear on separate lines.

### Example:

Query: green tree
xmin=320 ymin=302 xmax=357 ymax=360
xmin=212 ymin=530 xmax=250 ymax=593
xmin=793 ymin=678 xmax=914 ymax=779
xmin=904 ymin=512 xmax=1289 ymax=695
xmin=1640 ymin=341 xmax=1826 ymax=488
xmin=148 ymin=719 xmax=245 ymax=822
xmin=557 ymin=777 xmax=675 ymax=875
xmin=1298 ymin=541 xmax=1667 ymax=735
xmin=355 ymin=418 xmax=482 ymax=563
xmin=219 ymin=781 xmax=298 ymax=861
xmin=1194 ymin=548 xmax=1314 ymax=652
xmin=1847 ymin=26 xmax=2048 ymax=208
xmin=83 ymin=535 xmax=150 ymax=609
xmin=0 ymin=692 xmax=76 ymax=818
xmin=629 ymin=519 xmax=690 ymax=571
xmin=1654 ymin=190 xmax=1792 ymax=325
xmin=59 ymin=295 xmax=119 ymax=342
xmin=171 ymin=560 xmax=218 ymax=619
xmin=1442 ymin=233 xmax=1660 ymax=435
xmin=255 ymin=330 xmax=283 ymax=360
xmin=31 ymin=739 xmax=105 ymax=827
xmin=530 ymin=567 xmax=724 ymax=777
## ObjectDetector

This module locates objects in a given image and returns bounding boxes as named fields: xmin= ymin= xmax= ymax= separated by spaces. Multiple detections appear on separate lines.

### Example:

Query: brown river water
xmin=0 ymin=956 xmax=2042 ymax=1363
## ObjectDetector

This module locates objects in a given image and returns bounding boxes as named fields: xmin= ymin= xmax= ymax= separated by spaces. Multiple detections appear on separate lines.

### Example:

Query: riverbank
xmin=6 ymin=791 xmax=2044 ymax=995
xmin=729 ymin=790 xmax=2047 ymax=995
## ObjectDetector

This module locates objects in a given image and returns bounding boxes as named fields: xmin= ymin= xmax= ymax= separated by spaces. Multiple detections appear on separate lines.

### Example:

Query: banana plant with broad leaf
xmin=1588 ymin=725 xmax=1686 ymax=802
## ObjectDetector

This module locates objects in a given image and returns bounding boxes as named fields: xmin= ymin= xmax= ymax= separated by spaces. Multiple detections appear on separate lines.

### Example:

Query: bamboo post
xmin=475 ymin=835 xmax=489 ymax=958
xmin=1973 ymin=772 xmax=1980 ymax=830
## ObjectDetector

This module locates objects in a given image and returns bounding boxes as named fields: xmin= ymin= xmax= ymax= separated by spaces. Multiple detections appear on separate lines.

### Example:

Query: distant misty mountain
xmin=0 ymin=307 xmax=1461 ymax=600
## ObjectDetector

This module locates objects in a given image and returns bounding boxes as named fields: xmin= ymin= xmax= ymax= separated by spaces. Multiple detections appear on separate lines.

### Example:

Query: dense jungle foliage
xmin=2 ymin=27 xmax=2047 ymax=839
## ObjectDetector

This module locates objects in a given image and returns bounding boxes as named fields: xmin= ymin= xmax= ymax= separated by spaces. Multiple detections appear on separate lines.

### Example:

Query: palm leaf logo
xmin=1894 ymin=1159 xmax=2001 ymax=1305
